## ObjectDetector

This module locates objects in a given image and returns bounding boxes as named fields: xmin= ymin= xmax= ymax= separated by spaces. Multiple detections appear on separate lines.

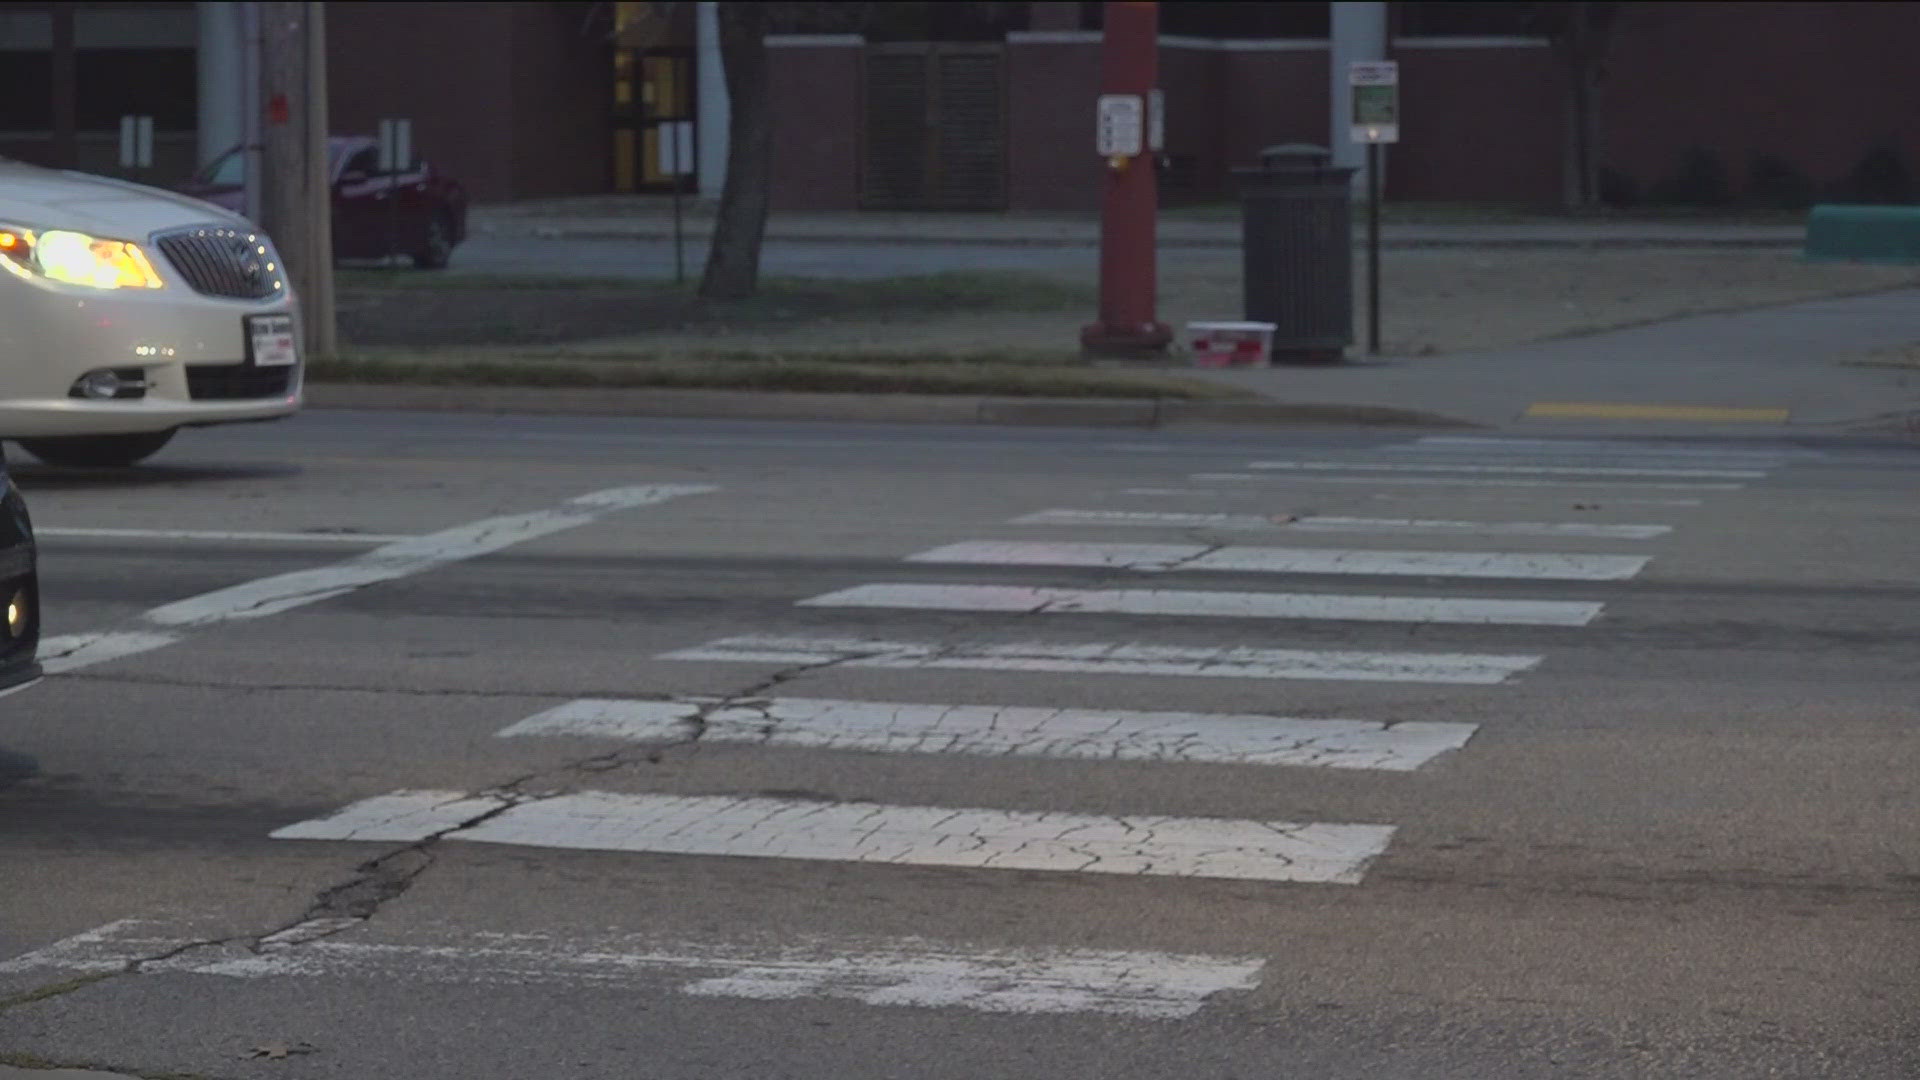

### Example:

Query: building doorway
xmin=612 ymin=46 xmax=695 ymax=193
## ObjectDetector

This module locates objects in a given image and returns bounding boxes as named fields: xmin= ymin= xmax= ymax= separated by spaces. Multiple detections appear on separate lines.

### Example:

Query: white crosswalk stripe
xmin=1246 ymin=460 xmax=1765 ymax=479
xmin=0 ymin=920 xmax=1265 ymax=1020
xmin=1121 ymin=486 xmax=1704 ymax=507
xmin=1399 ymin=435 xmax=1816 ymax=462
xmin=1014 ymin=509 xmax=1671 ymax=539
xmin=660 ymin=635 xmax=1540 ymax=684
xmin=798 ymin=583 xmax=1605 ymax=626
xmin=497 ymin=696 xmax=1478 ymax=771
xmin=908 ymin=540 xmax=1650 ymax=581
xmin=1204 ymin=474 xmax=1745 ymax=490
xmin=272 ymin=789 xmax=1397 ymax=885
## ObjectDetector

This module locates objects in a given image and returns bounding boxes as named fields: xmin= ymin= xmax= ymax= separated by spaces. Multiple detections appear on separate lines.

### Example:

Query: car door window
xmin=339 ymin=149 xmax=379 ymax=181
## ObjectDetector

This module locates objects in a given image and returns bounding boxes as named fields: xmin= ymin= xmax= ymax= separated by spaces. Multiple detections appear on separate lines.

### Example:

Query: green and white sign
xmin=1349 ymin=61 xmax=1399 ymax=144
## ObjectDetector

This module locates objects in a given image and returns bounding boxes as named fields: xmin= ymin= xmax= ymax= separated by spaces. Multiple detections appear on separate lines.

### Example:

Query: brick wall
xmin=1599 ymin=1 xmax=1920 ymax=202
xmin=1155 ymin=41 xmax=1218 ymax=202
xmin=510 ymin=3 xmax=613 ymax=200
xmin=327 ymin=3 xmax=518 ymax=202
xmin=767 ymin=40 xmax=862 ymax=211
xmin=1388 ymin=41 xmax=1561 ymax=203
xmin=1219 ymin=45 xmax=1330 ymax=181
xmin=1006 ymin=37 xmax=1105 ymax=210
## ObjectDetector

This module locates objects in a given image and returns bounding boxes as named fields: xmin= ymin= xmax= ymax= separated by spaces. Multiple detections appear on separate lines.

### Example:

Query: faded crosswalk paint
xmin=0 ymin=921 xmax=1265 ymax=1020
xmin=499 ymin=696 xmax=1477 ymax=771
xmin=660 ymin=635 xmax=1540 ymax=684
xmin=1400 ymin=436 xmax=1814 ymax=462
xmin=909 ymin=540 xmax=1649 ymax=581
xmin=1246 ymin=461 xmax=1765 ymax=479
xmin=38 ymin=484 xmax=717 ymax=675
xmin=273 ymin=789 xmax=1397 ymax=884
xmin=799 ymin=583 xmax=1605 ymax=626
xmin=35 ymin=527 xmax=416 ymax=545
xmin=1013 ymin=509 xmax=1670 ymax=539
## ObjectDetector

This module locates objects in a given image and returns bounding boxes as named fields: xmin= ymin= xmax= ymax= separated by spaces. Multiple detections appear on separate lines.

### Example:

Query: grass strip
xmin=336 ymin=270 xmax=1094 ymax=313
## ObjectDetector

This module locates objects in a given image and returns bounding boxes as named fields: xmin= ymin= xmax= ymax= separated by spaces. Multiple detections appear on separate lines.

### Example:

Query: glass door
xmin=612 ymin=47 xmax=694 ymax=193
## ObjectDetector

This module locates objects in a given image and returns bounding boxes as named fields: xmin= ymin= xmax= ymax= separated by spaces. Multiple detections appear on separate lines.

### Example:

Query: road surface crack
xmin=524 ymin=644 xmax=907 ymax=788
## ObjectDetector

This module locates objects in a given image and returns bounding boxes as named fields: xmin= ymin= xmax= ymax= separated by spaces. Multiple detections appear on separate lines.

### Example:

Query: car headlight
xmin=5 ymin=587 xmax=27 ymax=640
xmin=0 ymin=223 xmax=165 ymax=289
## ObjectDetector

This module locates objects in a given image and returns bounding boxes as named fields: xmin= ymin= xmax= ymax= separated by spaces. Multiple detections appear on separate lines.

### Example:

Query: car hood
xmin=0 ymin=159 xmax=250 ymax=238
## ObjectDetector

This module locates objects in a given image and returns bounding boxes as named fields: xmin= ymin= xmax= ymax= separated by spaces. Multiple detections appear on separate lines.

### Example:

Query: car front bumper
xmin=0 ymin=260 xmax=303 ymax=439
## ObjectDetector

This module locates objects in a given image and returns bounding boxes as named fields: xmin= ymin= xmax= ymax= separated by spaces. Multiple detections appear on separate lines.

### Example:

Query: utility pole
xmin=1080 ymin=1 xmax=1169 ymax=358
xmin=239 ymin=2 xmax=264 ymax=226
xmin=258 ymin=1 xmax=335 ymax=358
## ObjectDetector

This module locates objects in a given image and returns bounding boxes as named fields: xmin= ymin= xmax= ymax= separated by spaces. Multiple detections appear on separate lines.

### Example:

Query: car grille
xmin=154 ymin=226 xmax=282 ymax=300
xmin=186 ymin=363 xmax=295 ymax=401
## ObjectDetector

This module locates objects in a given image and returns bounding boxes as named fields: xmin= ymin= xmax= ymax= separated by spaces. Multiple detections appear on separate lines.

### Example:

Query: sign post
xmin=1349 ymin=60 xmax=1398 ymax=357
xmin=377 ymin=118 xmax=413 ymax=264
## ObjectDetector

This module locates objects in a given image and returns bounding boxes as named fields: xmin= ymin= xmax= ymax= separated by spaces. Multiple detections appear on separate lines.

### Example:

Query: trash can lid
xmin=1259 ymin=143 xmax=1333 ymax=168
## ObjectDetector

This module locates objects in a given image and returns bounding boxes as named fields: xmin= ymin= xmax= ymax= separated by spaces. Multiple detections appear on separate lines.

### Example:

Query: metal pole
xmin=303 ymin=1 xmax=336 ymax=356
xmin=387 ymin=133 xmax=399 ymax=266
xmin=669 ymin=73 xmax=686 ymax=286
xmin=1366 ymin=140 xmax=1381 ymax=357
xmin=1079 ymin=0 xmax=1170 ymax=358
xmin=240 ymin=2 xmax=264 ymax=225
xmin=260 ymin=2 xmax=306 ymax=295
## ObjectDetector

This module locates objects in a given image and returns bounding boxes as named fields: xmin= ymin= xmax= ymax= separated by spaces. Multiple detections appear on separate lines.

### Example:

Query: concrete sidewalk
xmin=1180 ymin=287 xmax=1920 ymax=437
xmin=470 ymin=202 xmax=1806 ymax=251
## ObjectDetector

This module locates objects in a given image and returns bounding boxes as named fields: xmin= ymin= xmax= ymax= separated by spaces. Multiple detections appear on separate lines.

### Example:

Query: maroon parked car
xmin=180 ymin=136 xmax=469 ymax=269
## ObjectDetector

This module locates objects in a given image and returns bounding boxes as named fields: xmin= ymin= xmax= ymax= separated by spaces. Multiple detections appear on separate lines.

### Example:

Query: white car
xmin=0 ymin=157 xmax=301 ymax=467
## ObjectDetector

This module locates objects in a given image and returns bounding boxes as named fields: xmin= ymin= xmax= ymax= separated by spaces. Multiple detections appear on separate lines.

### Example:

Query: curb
xmin=305 ymin=383 xmax=1478 ymax=430
xmin=478 ymin=227 xmax=1804 ymax=252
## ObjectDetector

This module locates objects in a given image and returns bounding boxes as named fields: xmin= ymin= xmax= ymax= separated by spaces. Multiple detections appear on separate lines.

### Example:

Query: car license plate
xmin=247 ymin=314 xmax=298 ymax=367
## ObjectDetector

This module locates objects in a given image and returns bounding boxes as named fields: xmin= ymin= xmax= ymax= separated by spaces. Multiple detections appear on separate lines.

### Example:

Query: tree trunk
xmin=698 ymin=3 xmax=773 ymax=300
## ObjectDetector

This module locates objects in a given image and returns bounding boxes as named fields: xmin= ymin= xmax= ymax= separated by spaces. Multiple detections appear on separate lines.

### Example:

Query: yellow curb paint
xmin=1525 ymin=402 xmax=1790 ymax=422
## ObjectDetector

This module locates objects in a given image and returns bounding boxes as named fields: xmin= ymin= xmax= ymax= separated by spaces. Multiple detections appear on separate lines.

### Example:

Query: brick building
xmin=2 ymin=2 xmax=1916 ymax=212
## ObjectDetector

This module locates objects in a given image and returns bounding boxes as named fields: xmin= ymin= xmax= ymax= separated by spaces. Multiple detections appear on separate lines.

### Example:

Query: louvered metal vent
xmin=862 ymin=44 xmax=1006 ymax=210
xmin=932 ymin=50 xmax=1005 ymax=209
xmin=862 ymin=50 xmax=933 ymax=209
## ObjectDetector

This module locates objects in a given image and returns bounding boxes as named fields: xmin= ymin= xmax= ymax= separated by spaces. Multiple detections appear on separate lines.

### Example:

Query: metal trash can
xmin=1234 ymin=144 xmax=1356 ymax=362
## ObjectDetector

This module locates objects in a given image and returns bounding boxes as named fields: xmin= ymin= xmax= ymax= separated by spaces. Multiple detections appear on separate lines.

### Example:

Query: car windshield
xmin=197 ymin=149 xmax=244 ymax=186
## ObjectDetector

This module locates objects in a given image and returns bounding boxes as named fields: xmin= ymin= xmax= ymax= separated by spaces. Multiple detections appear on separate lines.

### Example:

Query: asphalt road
xmin=3 ymin=412 xmax=1918 ymax=1079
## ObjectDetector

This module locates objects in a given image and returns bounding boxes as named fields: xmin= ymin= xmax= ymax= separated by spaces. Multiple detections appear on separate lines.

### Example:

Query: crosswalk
xmin=10 ymin=435 xmax=1807 ymax=1021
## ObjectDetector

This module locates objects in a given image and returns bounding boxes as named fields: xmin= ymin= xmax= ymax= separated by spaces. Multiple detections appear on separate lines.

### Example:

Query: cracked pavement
xmin=4 ymin=412 xmax=1920 ymax=1078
